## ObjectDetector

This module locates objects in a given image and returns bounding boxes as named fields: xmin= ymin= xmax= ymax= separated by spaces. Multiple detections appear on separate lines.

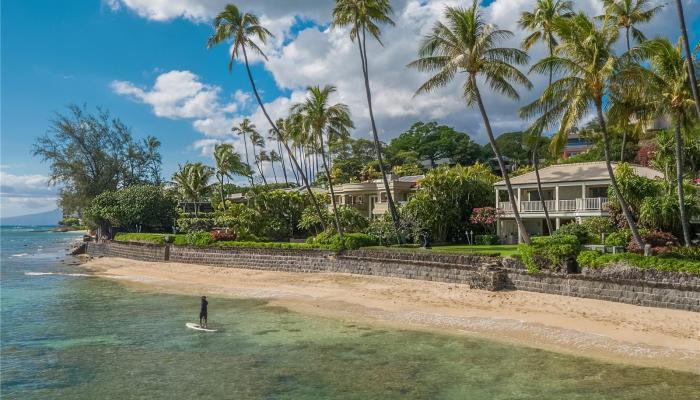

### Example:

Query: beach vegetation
xmin=519 ymin=234 xmax=580 ymax=273
xmin=33 ymin=105 xmax=163 ymax=214
xmin=577 ymin=250 xmax=700 ymax=274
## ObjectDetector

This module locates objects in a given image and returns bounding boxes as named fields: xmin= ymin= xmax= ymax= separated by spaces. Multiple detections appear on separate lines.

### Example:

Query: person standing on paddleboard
xmin=199 ymin=296 xmax=208 ymax=328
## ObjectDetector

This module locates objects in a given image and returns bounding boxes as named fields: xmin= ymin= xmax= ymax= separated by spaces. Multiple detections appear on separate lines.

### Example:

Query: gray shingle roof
xmin=494 ymin=162 xmax=663 ymax=186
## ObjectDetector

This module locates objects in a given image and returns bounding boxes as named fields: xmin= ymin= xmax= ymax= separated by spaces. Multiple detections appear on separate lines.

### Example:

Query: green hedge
xmin=114 ymin=232 xmax=330 ymax=250
xmin=577 ymin=250 xmax=700 ymax=274
xmin=307 ymin=232 xmax=378 ymax=251
xmin=519 ymin=234 xmax=580 ymax=273
xmin=474 ymin=234 xmax=499 ymax=245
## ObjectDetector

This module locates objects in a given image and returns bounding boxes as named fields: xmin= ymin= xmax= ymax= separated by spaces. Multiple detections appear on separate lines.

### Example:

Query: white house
xmin=332 ymin=174 xmax=423 ymax=218
xmin=494 ymin=162 xmax=664 ymax=244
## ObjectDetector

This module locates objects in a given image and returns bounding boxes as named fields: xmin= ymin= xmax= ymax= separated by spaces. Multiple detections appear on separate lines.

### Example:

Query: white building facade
xmin=494 ymin=162 xmax=663 ymax=244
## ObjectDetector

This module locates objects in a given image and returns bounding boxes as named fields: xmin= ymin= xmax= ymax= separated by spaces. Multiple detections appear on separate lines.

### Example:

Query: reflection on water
xmin=1 ymin=227 xmax=698 ymax=399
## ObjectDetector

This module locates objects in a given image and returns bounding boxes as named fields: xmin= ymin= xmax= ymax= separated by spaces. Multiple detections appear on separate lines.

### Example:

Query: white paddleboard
xmin=186 ymin=322 xmax=218 ymax=332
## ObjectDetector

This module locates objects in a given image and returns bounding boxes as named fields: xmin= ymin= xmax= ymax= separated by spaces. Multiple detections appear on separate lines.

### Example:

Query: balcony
xmin=498 ymin=197 xmax=608 ymax=214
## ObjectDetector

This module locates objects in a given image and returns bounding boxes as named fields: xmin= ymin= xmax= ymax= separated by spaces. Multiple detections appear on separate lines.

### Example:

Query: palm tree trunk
xmin=241 ymin=45 xmax=327 ymax=230
xmin=319 ymin=133 xmax=344 ymax=240
xmin=675 ymin=0 xmax=700 ymax=120
xmin=218 ymin=174 xmax=226 ymax=210
xmin=532 ymin=40 xmax=555 ymax=235
xmin=278 ymin=141 xmax=289 ymax=185
xmin=242 ymin=133 xmax=254 ymax=187
xmin=359 ymin=27 xmax=401 ymax=240
xmin=289 ymin=142 xmax=300 ymax=185
xmin=271 ymin=159 xmax=278 ymax=184
xmin=620 ymin=132 xmax=627 ymax=161
xmin=472 ymin=75 xmax=530 ymax=245
xmin=674 ymin=120 xmax=692 ymax=246
xmin=595 ymin=100 xmax=645 ymax=248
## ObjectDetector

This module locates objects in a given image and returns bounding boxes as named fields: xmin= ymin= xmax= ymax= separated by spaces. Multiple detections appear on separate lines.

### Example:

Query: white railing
xmin=577 ymin=197 xmax=608 ymax=211
xmin=500 ymin=197 xmax=608 ymax=213
xmin=558 ymin=199 xmax=577 ymax=211
xmin=498 ymin=201 xmax=513 ymax=211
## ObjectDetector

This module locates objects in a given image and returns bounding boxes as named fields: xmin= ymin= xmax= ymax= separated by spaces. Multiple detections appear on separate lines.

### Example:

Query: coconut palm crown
xmin=408 ymin=1 xmax=533 ymax=244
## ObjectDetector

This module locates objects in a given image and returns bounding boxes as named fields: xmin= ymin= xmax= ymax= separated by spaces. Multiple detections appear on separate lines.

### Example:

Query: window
xmin=589 ymin=187 xmax=608 ymax=198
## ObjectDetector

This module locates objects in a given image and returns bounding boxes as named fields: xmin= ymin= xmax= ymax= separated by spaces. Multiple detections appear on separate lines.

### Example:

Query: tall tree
xmin=632 ymin=38 xmax=695 ymax=246
xmin=171 ymin=162 xmax=214 ymax=217
xmin=269 ymin=121 xmax=290 ymax=185
xmin=293 ymin=85 xmax=354 ymax=239
xmin=519 ymin=0 xmax=574 ymax=235
xmin=213 ymin=143 xmax=248 ymax=209
xmin=521 ymin=13 xmax=645 ymax=248
xmin=269 ymin=150 xmax=281 ymax=184
xmin=231 ymin=118 xmax=256 ymax=186
xmin=33 ymin=104 xmax=162 ymax=214
xmin=602 ymin=0 xmax=663 ymax=50
xmin=601 ymin=0 xmax=663 ymax=159
xmin=409 ymin=2 xmax=534 ymax=244
xmin=250 ymin=130 xmax=268 ymax=185
xmin=208 ymin=4 xmax=326 ymax=227
xmin=673 ymin=0 xmax=700 ymax=120
xmin=332 ymin=0 xmax=402 ymax=238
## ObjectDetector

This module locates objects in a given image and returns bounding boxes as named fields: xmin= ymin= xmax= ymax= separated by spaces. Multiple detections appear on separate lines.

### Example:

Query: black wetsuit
xmin=199 ymin=298 xmax=208 ymax=320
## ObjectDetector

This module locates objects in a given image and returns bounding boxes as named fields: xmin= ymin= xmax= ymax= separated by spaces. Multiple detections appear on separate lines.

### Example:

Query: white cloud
xmin=0 ymin=172 xmax=59 ymax=217
xmin=110 ymin=0 xmax=697 ymax=180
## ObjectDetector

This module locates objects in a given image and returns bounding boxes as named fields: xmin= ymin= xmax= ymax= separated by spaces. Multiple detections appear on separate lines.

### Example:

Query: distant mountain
xmin=0 ymin=209 xmax=63 ymax=226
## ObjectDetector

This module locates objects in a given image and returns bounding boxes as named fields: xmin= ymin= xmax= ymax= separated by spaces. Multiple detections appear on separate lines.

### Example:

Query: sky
xmin=1 ymin=0 xmax=698 ymax=218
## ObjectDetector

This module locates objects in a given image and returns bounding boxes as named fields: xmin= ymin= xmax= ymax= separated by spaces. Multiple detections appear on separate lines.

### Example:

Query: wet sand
xmin=83 ymin=257 xmax=700 ymax=374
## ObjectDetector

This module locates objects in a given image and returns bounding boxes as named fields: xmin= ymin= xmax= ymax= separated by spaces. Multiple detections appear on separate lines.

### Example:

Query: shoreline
xmin=83 ymin=256 xmax=700 ymax=374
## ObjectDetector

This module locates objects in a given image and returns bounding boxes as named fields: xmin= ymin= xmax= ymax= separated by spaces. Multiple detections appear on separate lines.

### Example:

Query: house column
xmin=581 ymin=183 xmax=587 ymax=199
xmin=555 ymin=186 xmax=560 ymax=211
xmin=517 ymin=220 xmax=523 ymax=244
xmin=516 ymin=187 xmax=522 ymax=209
xmin=495 ymin=188 xmax=499 ymax=208
xmin=556 ymin=217 xmax=561 ymax=229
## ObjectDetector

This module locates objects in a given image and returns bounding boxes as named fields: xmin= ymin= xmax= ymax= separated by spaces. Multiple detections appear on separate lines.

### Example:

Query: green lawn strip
xmin=362 ymin=244 xmax=517 ymax=257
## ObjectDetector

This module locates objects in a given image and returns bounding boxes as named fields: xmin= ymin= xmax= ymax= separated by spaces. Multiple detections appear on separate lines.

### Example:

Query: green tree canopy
xmin=386 ymin=122 xmax=483 ymax=168
xmin=33 ymin=105 xmax=162 ymax=214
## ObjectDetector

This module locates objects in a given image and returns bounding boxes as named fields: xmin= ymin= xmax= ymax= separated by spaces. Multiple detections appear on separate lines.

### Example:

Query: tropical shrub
xmin=84 ymin=185 xmax=177 ymax=232
xmin=577 ymin=251 xmax=700 ymax=275
xmin=661 ymin=246 xmax=700 ymax=261
xmin=59 ymin=217 xmax=81 ymax=227
xmin=552 ymin=223 xmax=594 ymax=245
xmin=470 ymin=207 xmax=500 ymax=234
xmin=519 ymin=234 xmax=580 ymax=273
xmin=474 ymin=234 xmax=499 ymax=245
xmin=627 ymin=230 xmax=679 ymax=255
xmin=210 ymin=229 xmax=236 ymax=241
xmin=604 ymin=230 xmax=632 ymax=247
xmin=581 ymin=217 xmax=616 ymax=243
xmin=308 ymin=232 xmax=378 ymax=251
xmin=365 ymin=213 xmax=401 ymax=246
xmin=177 ymin=217 xmax=214 ymax=233
xmin=185 ymin=231 xmax=214 ymax=247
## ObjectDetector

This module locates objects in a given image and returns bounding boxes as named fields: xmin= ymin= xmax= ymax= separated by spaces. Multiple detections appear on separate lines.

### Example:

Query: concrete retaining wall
xmin=86 ymin=241 xmax=700 ymax=311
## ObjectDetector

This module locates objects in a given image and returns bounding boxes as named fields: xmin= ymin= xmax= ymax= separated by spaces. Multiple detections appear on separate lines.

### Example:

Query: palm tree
xmin=171 ymin=162 xmax=214 ymax=217
xmin=213 ymin=143 xmax=233 ymax=209
xmin=249 ymin=130 xmax=268 ymax=185
xmin=293 ymin=85 xmax=355 ymax=239
xmin=673 ymin=0 xmax=700 ymax=120
xmin=632 ymin=38 xmax=695 ymax=246
xmin=269 ymin=121 xmax=289 ymax=185
xmin=602 ymin=0 xmax=663 ymax=51
xmin=269 ymin=150 xmax=281 ymax=184
xmin=520 ymin=13 xmax=645 ymax=248
xmin=332 ymin=0 xmax=402 ymax=238
xmin=519 ymin=0 xmax=574 ymax=235
xmin=231 ymin=118 xmax=256 ymax=186
xmin=208 ymin=4 xmax=326 ymax=226
xmin=409 ymin=2 xmax=533 ymax=244
xmin=601 ymin=0 xmax=663 ymax=159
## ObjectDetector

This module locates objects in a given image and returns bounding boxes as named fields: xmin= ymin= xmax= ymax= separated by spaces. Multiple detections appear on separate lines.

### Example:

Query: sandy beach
xmin=83 ymin=257 xmax=700 ymax=373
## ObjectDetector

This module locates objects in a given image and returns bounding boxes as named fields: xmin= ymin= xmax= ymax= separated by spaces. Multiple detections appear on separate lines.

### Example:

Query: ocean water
xmin=1 ymin=226 xmax=698 ymax=399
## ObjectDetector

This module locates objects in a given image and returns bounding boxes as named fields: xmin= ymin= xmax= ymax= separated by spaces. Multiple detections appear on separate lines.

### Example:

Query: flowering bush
xmin=210 ymin=228 xmax=236 ymax=242
xmin=627 ymin=230 xmax=679 ymax=255
xmin=470 ymin=207 xmax=500 ymax=233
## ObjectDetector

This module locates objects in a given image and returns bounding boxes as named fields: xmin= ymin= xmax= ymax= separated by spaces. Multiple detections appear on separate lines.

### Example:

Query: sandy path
xmin=83 ymin=257 xmax=700 ymax=373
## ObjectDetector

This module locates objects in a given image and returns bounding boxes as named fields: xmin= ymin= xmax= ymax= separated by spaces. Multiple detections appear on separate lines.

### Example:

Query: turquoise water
xmin=1 ymin=226 xmax=698 ymax=399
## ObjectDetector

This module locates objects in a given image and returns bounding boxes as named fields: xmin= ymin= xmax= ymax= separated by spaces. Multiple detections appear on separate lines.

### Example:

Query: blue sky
xmin=1 ymin=0 xmax=698 ymax=217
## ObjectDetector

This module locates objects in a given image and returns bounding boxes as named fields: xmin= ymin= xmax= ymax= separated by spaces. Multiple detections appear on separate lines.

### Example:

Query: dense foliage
xmin=519 ymin=235 xmax=581 ymax=273
xmin=33 ymin=105 xmax=162 ymax=214
xmin=577 ymin=250 xmax=700 ymax=275
xmin=83 ymin=185 xmax=177 ymax=233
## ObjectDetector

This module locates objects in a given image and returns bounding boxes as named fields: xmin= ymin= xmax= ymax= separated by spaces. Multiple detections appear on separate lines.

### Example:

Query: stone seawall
xmin=86 ymin=242 xmax=700 ymax=311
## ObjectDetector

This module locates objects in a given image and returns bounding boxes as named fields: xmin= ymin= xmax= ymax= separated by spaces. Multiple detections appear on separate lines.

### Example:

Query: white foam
xmin=11 ymin=253 xmax=30 ymax=257
xmin=24 ymin=272 xmax=91 ymax=277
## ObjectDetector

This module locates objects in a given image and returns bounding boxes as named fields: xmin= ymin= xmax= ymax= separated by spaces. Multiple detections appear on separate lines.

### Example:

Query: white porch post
xmin=581 ymin=183 xmax=587 ymax=199
xmin=556 ymin=217 xmax=561 ymax=230
xmin=555 ymin=186 xmax=560 ymax=211
xmin=516 ymin=187 xmax=522 ymax=209
xmin=495 ymin=188 xmax=499 ymax=208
